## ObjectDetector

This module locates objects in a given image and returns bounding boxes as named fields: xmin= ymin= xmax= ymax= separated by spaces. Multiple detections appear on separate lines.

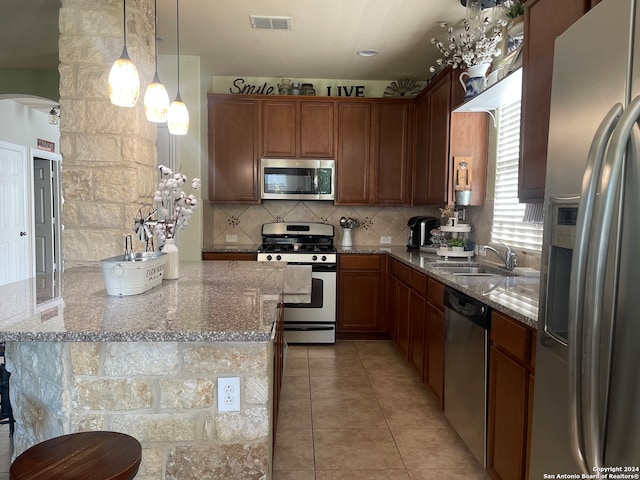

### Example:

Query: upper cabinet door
xmin=412 ymin=91 xmax=430 ymax=206
xmin=335 ymin=102 xmax=371 ymax=204
xmin=262 ymin=100 xmax=297 ymax=158
xmin=518 ymin=0 xmax=589 ymax=202
xmin=371 ymin=101 xmax=411 ymax=204
xmin=208 ymin=96 xmax=261 ymax=203
xmin=262 ymin=99 xmax=335 ymax=158
xmin=427 ymin=72 xmax=451 ymax=205
xmin=300 ymin=101 xmax=335 ymax=158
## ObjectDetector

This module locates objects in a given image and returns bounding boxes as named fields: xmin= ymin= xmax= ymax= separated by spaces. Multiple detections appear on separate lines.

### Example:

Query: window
xmin=491 ymin=100 xmax=543 ymax=252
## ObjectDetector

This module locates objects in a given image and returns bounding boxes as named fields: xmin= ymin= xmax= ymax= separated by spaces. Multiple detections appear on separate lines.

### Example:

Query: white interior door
xmin=0 ymin=140 xmax=32 ymax=285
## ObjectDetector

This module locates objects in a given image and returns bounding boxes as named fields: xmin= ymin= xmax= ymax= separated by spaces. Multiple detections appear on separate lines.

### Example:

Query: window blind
xmin=491 ymin=100 xmax=543 ymax=252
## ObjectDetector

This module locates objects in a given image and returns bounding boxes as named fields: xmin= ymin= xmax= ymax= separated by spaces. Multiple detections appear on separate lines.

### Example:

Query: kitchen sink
xmin=433 ymin=264 xmax=514 ymax=276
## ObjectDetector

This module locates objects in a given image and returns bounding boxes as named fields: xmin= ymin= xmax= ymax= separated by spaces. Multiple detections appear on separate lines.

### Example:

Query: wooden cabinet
xmin=202 ymin=252 xmax=257 ymax=261
xmin=395 ymin=278 xmax=411 ymax=357
xmin=335 ymin=99 xmax=411 ymax=205
xmin=335 ymin=102 xmax=371 ymax=204
xmin=386 ymin=261 xmax=446 ymax=408
xmin=487 ymin=311 xmax=537 ymax=480
xmin=426 ymin=72 xmax=451 ymax=205
xmin=518 ymin=0 xmax=589 ymax=202
xmin=337 ymin=254 xmax=386 ymax=337
xmin=272 ymin=303 xmax=285 ymax=443
xmin=409 ymin=269 xmax=427 ymax=377
xmin=425 ymin=278 xmax=445 ymax=408
xmin=412 ymin=90 xmax=430 ymax=205
xmin=412 ymin=69 xmax=488 ymax=206
xmin=262 ymin=99 xmax=334 ymax=158
xmin=371 ymin=101 xmax=412 ymax=204
xmin=207 ymin=95 xmax=261 ymax=203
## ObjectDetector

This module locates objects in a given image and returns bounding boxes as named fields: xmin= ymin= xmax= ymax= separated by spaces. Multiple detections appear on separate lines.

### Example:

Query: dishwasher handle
xmin=444 ymin=287 xmax=491 ymax=330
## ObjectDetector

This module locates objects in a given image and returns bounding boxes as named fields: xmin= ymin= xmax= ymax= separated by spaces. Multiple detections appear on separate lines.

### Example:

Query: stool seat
xmin=10 ymin=431 xmax=141 ymax=480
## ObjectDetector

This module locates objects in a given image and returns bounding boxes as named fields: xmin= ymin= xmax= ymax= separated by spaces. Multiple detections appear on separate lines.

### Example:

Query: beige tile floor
xmin=273 ymin=340 xmax=491 ymax=480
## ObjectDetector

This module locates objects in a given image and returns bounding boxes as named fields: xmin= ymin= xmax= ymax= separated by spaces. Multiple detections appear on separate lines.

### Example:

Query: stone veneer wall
xmin=59 ymin=0 xmax=158 ymax=265
xmin=6 ymin=340 xmax=274 ymax=480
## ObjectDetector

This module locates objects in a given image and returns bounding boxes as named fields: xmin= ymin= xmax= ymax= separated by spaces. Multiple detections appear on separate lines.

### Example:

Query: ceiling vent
xmin=249 ymin=16 xmax=292 ymax=30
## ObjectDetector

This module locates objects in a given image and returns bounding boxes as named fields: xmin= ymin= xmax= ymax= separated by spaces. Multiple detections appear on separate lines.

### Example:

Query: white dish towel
xmin=282 ymin=265 xmax=312 ymax=303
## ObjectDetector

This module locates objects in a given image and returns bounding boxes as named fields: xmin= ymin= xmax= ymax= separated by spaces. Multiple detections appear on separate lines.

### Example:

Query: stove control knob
xmin=321 ymin=255 xmax=327 ymax=262
xmin=266 ymin=255 xmax=272 ymax=261
xmin=276 ymin=255 xmax=282 ymax=261
xmin=312 ymin=255 xmax=318 ymax=261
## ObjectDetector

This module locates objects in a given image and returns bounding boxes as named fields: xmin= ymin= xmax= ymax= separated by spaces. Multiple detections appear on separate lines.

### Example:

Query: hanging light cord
xmin=153 ymin=0 xmax=158 ymax=71
xmin=176 ymin=0 xmax=180 ymax=90
xmin=122 ymin=0 xmax=127 ymax=47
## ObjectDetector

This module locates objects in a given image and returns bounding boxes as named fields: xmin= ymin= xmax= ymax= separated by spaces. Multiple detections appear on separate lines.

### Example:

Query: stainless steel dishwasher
xmin=443 ymin=286 xmax=490 ymax=468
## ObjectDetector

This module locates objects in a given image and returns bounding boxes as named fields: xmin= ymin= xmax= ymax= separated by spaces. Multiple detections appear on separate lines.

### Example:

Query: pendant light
xmin=167 ymin=0 xmax=189 ymax=135
xmin=108 ymin=0 xmax=140 ymax=107
xmin=144 ymin=0 xmax=170 ymax=122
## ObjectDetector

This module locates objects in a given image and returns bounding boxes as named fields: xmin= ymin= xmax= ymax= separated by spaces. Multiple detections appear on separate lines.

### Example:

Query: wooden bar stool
xmin=10 ymin=431 xmax=142 ymax=480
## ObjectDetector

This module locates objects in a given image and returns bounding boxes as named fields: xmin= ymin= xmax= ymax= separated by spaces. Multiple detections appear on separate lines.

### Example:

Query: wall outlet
xmin=380 ymin=236 xmax=392 ymax=244
xmin=217 ymin=377 xmax=240 ymax=412
xmin=226 ymin=234 xmax=238 ymax=243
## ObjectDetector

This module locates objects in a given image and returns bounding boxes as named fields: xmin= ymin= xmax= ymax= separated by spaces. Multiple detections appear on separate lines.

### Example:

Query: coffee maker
xmin=407 ymin=216 xmax=439 ymax=250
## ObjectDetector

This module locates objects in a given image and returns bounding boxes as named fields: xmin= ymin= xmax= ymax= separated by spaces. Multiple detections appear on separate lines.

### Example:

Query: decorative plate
xmin=383 ymin=79 xmax=422 ymax=97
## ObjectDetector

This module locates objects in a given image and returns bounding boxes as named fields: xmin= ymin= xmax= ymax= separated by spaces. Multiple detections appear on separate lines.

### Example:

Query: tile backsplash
xmin=204 ymin=200 xmax=490 ymax=248
xmin=203 ymin=199 xmax=540 ymax=269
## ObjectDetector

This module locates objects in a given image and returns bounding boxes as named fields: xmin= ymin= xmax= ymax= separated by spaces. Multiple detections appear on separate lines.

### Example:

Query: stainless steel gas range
xmin=257 ymin=222 xmax=336 ymax=344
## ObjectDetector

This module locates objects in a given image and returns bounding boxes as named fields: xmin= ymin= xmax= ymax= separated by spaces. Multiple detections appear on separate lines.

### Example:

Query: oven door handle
xmin=284 ymin=325 xmax=335 ymax=332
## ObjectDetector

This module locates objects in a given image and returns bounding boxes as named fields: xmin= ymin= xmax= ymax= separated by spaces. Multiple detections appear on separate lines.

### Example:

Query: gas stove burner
xmin=258 ymin=221 xmax=336 ymax=264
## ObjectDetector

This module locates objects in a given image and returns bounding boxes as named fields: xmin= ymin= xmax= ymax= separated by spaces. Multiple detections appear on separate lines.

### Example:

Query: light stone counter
xmin=203 ymin=244 xmax=541 ymax=327
xmin=0 ymin=261 xmax=285 ymax=342
xmin=0 ymin=261 xmax=287 ymax=480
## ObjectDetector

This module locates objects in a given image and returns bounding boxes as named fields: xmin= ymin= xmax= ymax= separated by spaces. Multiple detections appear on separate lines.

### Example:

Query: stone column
xmin=59 ymin=0 xmax=157 ymax=266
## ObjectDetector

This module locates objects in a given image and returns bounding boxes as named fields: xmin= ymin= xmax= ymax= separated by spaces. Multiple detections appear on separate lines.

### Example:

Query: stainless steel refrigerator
xmin=530 ymin=0 xmax=640 ymax=476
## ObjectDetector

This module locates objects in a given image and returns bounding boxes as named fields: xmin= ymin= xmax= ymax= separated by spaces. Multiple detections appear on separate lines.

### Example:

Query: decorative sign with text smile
xmin=229 ymin=78 xmax=365 ymax=97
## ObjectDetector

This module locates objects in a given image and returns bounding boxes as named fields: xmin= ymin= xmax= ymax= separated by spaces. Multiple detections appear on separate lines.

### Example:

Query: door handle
xmin=19 ymin=231 xmax=27 ymax=237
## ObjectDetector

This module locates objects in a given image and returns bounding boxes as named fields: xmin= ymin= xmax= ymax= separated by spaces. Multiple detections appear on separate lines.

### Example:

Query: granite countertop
xmin=0 ymin=261 xmax=285 ymax=342
xmin=204 ymin=244 xmax=540 ymax=328
xmin=202 ymin=244 xmax=259 ymax=253
xmin=376 ymin=247 xmax=540 ymax=328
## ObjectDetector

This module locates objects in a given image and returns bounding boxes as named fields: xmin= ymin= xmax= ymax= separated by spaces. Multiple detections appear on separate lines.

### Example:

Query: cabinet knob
xmin=20 ymin=231 xmax=27 ymax=237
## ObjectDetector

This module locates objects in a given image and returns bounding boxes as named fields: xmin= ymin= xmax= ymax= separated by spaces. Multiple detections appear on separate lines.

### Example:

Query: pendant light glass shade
xmin=144 ymin=74 xmax=170 ymax=122
xmin=144 ymin=0 xmax=170 ymax=122
xmin=108 ymin=0 xmax=140 ymax=107
xmin=167 ymin=0 xmax=189 ymax=135
xmin=168 ymin=93 xmax=189 ymax=135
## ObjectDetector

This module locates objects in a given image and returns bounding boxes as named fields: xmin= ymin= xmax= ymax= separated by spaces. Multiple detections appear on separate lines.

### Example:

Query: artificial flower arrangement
xmin=429 ymin=17 xmax=504 ymax=73
xmin=134 ymin=165 xmax=200 ymax=251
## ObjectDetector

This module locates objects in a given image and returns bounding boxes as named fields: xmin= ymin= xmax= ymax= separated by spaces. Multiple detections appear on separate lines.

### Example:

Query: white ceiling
xmin=1 ymin=0 xmax=470 ymax=82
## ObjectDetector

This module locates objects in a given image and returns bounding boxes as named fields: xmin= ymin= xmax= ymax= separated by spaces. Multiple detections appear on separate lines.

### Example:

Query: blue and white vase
xmin=459 ymin=63 xmax=491 ymax=100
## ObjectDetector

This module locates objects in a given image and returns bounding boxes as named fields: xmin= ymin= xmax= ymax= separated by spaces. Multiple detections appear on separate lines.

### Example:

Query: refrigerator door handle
xmin=584 ymin=95 xmax=640 ymax=471
xmin=568 ymin=103 xmax=622 ymax=472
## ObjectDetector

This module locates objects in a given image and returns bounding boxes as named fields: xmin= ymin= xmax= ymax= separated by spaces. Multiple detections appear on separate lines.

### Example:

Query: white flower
xmin=146 ymin=165 xmax=201 ymax=247
xmin=430 ymin=18 xmax=504 ymax=72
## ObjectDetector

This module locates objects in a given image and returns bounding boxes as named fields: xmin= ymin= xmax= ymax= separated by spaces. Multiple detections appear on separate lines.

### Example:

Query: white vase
xmin=342 ymin=228 xmax=353 ymax=248
xmin=163 ymin=239 xmax=179 ymax=280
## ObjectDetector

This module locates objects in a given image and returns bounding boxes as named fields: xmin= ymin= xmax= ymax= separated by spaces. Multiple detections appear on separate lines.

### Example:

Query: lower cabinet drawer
xmin=340 ymin=254 xmax=382 ymax=270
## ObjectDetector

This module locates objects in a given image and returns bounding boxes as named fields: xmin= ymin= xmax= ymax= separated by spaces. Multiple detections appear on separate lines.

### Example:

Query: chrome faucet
xmin=484 ymin=241 xmax=518 ymax=271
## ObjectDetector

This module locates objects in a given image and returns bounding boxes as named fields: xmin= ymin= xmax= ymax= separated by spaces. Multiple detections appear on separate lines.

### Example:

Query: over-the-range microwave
xmin=260 ymin=158 xmax=335 ymax=201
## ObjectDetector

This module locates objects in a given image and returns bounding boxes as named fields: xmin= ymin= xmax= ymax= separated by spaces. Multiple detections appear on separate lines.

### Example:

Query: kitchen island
xmin=0 ymin=261 xmax=286 ymax=480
